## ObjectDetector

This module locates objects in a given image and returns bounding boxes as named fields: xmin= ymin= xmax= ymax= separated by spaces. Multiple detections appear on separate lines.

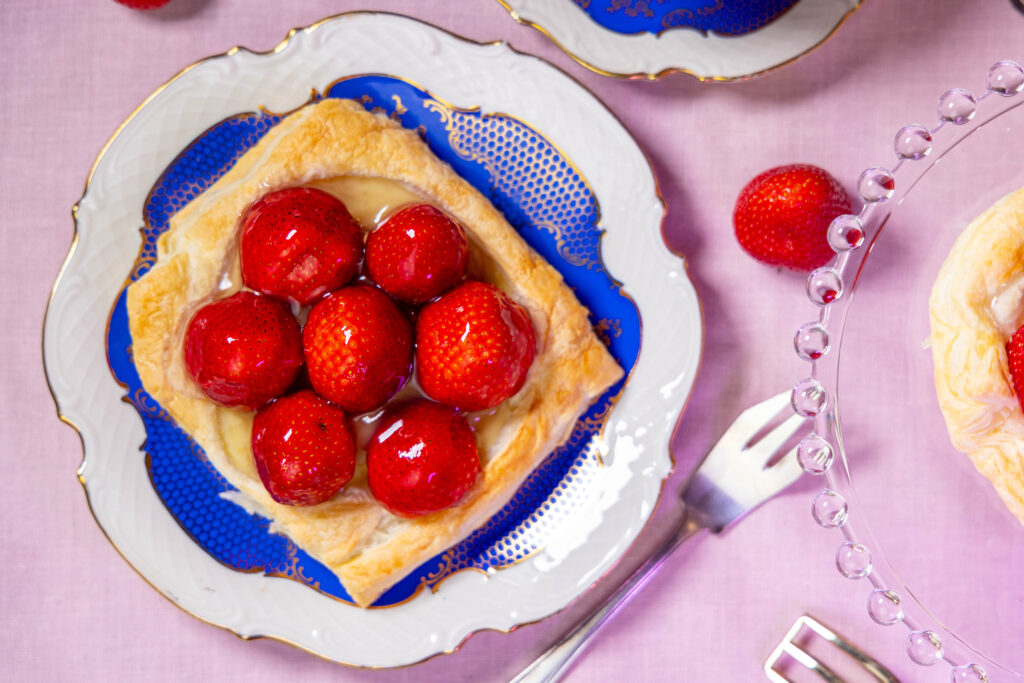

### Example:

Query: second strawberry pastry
xmin=930 ymin=185 xmax=1024 ymax=527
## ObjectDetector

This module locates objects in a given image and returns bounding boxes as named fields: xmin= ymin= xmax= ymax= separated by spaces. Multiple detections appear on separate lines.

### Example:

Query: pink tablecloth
xmin=5 ymin=0 xmax=1024 ymax=680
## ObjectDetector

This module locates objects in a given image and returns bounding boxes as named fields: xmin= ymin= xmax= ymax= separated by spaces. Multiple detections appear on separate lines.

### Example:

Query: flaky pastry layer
xmin=126 ymin=98 xmax=623 ymax=606
xmin=930 ymin=185 xmax=1024 ymax=526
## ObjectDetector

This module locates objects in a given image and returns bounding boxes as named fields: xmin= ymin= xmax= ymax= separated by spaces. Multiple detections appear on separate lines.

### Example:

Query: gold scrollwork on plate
xmin=422 ymin=99 xmax=492 ymax=173
xmin=608 ymin=0 xmax=655 ymax=19
xmin=421 ymin=550 xmax=457 ymax=589
xmin=530 ymin=220 xmax=591 ymax=269
xmin=284 ymin=542 xmax=322 ymax=590
xmin=593 ymin=317 xmax=623 ymax=348
xmin=131 ymin=387 xmax=169 ymax=420
xmin=661 ymin=0 xmax=726 ymax=27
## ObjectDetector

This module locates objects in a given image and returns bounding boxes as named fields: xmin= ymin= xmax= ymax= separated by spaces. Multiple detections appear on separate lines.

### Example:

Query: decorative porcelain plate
xmin=499 ymin=0 xmax=862 ymax=81
xmin=43 ymin=12 xmax=702 ymax=668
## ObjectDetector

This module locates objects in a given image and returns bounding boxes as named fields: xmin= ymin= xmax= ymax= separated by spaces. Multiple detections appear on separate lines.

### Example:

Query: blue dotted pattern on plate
xmin=570 ymin=0 xmax=799 ymax=36
xmin=107 ymin=76 xmax=640 ymax=606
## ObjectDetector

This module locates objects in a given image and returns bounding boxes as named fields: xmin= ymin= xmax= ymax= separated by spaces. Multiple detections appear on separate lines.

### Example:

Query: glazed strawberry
xmin=416 ymin=280 xmax=535 ymax=410
xmin=365 ymin=203 xmax=469 ymax=303
xmin=733 ymin=164 xmax=853 ymax=271
xmin=240 ymin=187 xmax=364 ymax=306
xmin=303 ymin=284 xmax=413 ymax=413
xmin=183 ymin=291 xmax=303 ymax=409
xmin=251 ymin=390 xmax=356 ymax=506
xmin=114 ymin=0 xmax=171 ymax=8
xmin=366 ymin=399 xmax=481 ymax=517
xmin=1008 ymin=326 xmax=1024 ymax=414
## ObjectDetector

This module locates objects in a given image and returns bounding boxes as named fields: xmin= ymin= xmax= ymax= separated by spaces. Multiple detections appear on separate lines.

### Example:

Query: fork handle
xmin=511 ymin=510 xmax=704 ymax=683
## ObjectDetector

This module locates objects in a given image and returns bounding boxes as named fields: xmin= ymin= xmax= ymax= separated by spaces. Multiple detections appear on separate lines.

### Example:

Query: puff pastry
xmin=930 ymin=185 xmax=1024 ymax=526
xmin=126 ymin=98 xmax=623 ymax=607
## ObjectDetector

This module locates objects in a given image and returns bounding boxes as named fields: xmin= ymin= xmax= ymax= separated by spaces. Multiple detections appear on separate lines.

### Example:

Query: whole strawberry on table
xmin=114 ymin=0 xmax=172 ymax=8
xmin=734 ymin=164 xmax=853 ymax=271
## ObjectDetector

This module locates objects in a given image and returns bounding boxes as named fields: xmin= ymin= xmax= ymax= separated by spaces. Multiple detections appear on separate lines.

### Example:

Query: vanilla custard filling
xmin=205 ymin=174 xmax=526 ymax=557
xmin=991 ymin=271 xmax=1024 ymax=338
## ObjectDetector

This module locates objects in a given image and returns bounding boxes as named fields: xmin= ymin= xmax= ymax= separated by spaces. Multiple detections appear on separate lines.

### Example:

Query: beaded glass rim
xmin=791 ymin=60 xmax=1024 ymax=681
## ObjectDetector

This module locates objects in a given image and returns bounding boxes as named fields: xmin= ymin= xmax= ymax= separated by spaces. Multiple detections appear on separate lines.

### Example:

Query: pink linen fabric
xmin=4 ymin=0 xmax=1022 ymax=680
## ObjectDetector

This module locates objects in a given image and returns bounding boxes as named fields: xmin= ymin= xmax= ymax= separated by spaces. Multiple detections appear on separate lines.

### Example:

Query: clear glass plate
xmin=793 ymin=61 xmax=1024 ymax=681
xmin=42 ymin=12 xmax=702 ymax=668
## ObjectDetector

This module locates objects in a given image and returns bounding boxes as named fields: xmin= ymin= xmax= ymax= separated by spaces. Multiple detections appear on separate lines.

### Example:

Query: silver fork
xmin=511 ymin=391 xmax=806 ymax=683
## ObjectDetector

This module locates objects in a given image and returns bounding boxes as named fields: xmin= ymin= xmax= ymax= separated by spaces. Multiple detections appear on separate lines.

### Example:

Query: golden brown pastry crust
xmin=126 ymin=98 xmax=623 ymax=606
xmin=930 ymin=185 xmax=1024 ymax=525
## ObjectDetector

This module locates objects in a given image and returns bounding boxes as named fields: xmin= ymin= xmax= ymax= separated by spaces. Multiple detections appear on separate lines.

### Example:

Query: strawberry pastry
xmin=930 ymin=185 xmax=1024 ymax=525
xmin=126 ymin=98 xmax=622 ymax=606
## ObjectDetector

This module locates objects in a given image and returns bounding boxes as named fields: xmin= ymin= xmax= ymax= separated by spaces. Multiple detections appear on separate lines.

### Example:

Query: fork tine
xmin=757 ymin=446 xmax=804 ymax=496
xmin=704 ymin=391 xmax=795 ymax=463
xmin=684 ymin=392 xmax=807 ymax=531
xmin=737 ymin=390 xmax=793 ymax=428
xmin=746 ymin=413 xmax=807 ymax=467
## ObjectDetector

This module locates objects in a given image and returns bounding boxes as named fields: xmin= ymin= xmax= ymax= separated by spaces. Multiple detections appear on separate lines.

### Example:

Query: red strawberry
xmin=416 ymin=280 xmax=535 ymax=410
xmin=251 ymin=390 xmax=356 ymax=506
xmin=733 ymin=164 xmax=853 ymax=271
xmin=240 ymin=187 xmax=364 ymax=306
xmin=365 ymin=203 xmax=469 ymax=304
xmin=183 ymin=291 xmax=303 ymax=409
xmin=366 ymin=399 xmax=481 ymax=517
xmin=303 ymin=284 xmax=413 ymax=413
xmin=114 ymin=0 xmax=171 ymax=8
xmin=1008 ymin=326 xmax=1024 ymax=414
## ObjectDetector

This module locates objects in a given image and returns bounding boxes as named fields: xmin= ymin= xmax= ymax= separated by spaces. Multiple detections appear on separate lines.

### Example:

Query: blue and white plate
xmin=43 ymin=12 xmax=702 ymax=667
xmin=500 ymin=0 xmax=862 ymax=80
xmin=563 ymin=0 xmax=801 ymax=37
